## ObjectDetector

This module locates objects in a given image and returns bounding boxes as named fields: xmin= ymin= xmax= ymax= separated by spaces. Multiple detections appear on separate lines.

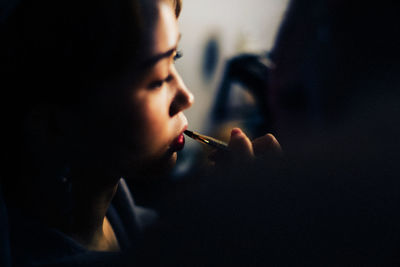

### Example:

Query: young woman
xmin=1 ymin=0 xmax=280 ymax=265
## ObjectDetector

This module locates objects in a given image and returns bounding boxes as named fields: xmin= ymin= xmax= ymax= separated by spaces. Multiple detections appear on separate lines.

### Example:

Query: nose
xmin=169 ymin=70 xmax=194 ymax=117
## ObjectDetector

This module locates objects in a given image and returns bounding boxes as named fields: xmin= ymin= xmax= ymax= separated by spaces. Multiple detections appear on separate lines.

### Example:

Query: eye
xmin=148 ymin=75 xmax=174 ymax=89
xmin=173 ymin=50 xmax=183 ymax=62
xmin=165 ymin=74 xmax=173 ymax=82
xmin=148 ymin=80 xmax=164 ymax=89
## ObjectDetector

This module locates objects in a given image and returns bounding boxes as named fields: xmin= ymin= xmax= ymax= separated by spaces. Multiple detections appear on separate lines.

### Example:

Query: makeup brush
xmin=184 ymin=130 xmax=229 ymax=151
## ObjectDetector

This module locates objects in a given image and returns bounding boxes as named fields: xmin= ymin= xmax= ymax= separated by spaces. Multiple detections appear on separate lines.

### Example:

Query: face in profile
xmin=124 ymin=1 xmax=194 ymax=178
xmin=78 ymin=1 xmax=193 ymax=180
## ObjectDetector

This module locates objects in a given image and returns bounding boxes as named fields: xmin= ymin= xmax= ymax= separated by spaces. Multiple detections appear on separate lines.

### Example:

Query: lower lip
xmin=170 ymin=133 xmax=185 ymax=152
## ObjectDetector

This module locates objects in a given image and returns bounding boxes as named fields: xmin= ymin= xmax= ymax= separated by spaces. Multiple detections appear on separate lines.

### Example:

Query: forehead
xmin=147 ymin=1 xmax=179 ymax=54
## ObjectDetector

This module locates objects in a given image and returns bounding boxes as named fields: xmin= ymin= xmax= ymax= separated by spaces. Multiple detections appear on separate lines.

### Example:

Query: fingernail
xmin=231 ymin=128 xmax=241 ymax=137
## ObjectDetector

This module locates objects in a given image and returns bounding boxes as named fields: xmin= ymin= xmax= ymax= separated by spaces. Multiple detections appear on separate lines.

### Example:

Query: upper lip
xmin=173 ymin=124 xmax=188 ymax=142
xmin=168 ymin=124 xmax=188 ymax=151
xmin=179 ymin=124 xmax=188 ymax=137
xmin=169 ymin=124 xmax=187 ymax=145
xmin=171 ymin=114 xmax=188 ymax=144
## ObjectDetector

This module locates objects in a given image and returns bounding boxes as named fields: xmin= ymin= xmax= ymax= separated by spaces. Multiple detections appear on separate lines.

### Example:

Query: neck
xmin=61 ymin=176 xmax=121 ymax=251
xmin=8 ymin=160 xmax=123 ymax=251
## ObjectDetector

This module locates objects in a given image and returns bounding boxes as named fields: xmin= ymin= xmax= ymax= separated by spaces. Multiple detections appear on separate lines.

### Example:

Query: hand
xmin=209 ymin=128 xmax=282 ymax=164
xmin=228 ymin=128 xmax=282 ymax=160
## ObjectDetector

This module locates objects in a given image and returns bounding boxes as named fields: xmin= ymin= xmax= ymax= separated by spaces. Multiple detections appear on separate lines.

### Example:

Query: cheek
xmin=132 ymin=90 xmax=172 ymax=153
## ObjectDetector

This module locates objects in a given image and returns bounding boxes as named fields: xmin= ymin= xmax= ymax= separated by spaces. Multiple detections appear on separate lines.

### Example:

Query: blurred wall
xmin=176 ymin=0 xmax=289 ymax=132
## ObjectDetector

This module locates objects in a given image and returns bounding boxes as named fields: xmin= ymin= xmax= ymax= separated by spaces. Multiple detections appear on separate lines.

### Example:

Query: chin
xmin=152 ymin=151 xmax=177 ymax=176
xmin=122 ymin=151 xmax=177 ymax=183
xmin=168 ymin=151 xmax=178 ymax=167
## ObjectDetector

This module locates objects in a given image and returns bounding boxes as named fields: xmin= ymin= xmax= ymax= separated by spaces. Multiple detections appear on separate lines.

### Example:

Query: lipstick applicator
xmin=184 ymin=130 xmax=229 ymax=151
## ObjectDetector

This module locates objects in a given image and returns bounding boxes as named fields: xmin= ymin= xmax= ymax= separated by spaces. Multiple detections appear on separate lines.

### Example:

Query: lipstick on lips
xmin=170 ymin=132 xmax=186 ymax=152
xmin=184 ymin=130 xmax=229 ymax=151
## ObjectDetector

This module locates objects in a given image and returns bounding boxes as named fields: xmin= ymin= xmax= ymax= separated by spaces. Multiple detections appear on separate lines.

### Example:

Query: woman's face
xmin=79 ymin=1 xmax=193 ymax=180
xmin=126 ymin=1 xmax=193 ymax=177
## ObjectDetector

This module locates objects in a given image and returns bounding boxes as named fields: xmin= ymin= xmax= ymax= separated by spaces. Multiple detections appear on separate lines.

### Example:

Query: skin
xmin=124 ymin=1 xmax=193 ymax=176
xmin=227 ymin=128 xmax=282 ymax=161
xmin=112 ymin=2 xmax=192 ymax=181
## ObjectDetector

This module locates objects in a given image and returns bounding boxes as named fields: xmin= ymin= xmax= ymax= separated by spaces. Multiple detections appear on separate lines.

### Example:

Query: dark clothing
xmin=7 ymin=179 xmax=157 ymax=267
xmin=0 ymin=184 xmax=11 ymax=267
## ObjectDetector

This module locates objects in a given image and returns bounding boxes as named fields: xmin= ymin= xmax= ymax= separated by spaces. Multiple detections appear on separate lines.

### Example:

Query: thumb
xmin=228 ymin=128 xmax=254 ymax=159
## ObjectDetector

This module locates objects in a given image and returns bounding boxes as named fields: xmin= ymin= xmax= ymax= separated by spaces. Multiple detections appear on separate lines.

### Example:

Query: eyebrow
xmin=143 ymin=47 xmax=176 ymax=68
xmin=142 ymin=34 xmax=182 ymax=68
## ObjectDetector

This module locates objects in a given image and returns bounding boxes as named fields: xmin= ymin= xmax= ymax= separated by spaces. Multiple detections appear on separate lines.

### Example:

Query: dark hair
xmin=1 ymin=0 xmax=182 ymax=106
xmin=0 ymin=0 xmax=184 ymax=203
xmin=0 ymin=0 xmax=149 ymax=205
xmin=2 ymin=1 xmax=146 ymax=105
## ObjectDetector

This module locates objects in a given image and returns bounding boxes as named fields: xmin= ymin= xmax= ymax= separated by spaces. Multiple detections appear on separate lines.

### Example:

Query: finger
xmin=252 ymin=133 xmax=283 ymax=157
xmin=228 ymin=128 xmax=254 ymax=159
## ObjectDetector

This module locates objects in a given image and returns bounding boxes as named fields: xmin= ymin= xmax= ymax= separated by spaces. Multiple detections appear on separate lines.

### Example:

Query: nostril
xmin=169 ymin=93 xmax=184 ymax=117
xmin=169 ymin=90 xmax=193 ymax=117
xmin=169 ymin=105 xmax=177 ymax=117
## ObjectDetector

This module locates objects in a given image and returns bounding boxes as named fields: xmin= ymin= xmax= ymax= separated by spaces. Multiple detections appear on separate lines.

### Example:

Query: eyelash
xmin=148 ymin=50 xmax=183 ymax=89
xmin=148 ymin=74 xmax=173 ymax=89
xmin=174 ymin=50 xmax=183 ymax=62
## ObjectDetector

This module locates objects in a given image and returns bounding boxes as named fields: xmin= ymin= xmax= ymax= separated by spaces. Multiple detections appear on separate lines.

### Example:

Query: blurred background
xmin=174 ymin=0 xmax=289 ymax=174
xmin=177 ymin=0 xmax=288 ymax=130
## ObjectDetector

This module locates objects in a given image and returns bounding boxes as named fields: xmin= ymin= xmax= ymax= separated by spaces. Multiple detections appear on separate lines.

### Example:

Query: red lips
xmin=170 ymin=133 xmax=185 ymax=151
